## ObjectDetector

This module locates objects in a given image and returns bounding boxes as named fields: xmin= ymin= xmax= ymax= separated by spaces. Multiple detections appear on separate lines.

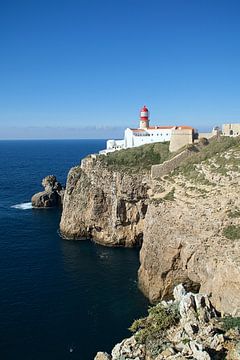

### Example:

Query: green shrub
xmin=163 ymin=187 xmax=175 ymax=201
xmin=174 ymin=137 xmax=240 ymax=178
xmin=223 ymin=225 xmax=240 ymax=240
xmin=221 ymin=316 xmax=240 ymax=331
xmin=99 ymin=142 xmax=170 ymax=172
xmin=227 ymin=209 xmax=240 ymax=218
xmin=129 ymin=303 xmax=180 ymax=343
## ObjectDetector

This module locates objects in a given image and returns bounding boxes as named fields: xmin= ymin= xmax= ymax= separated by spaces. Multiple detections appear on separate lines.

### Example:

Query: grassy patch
xmin=129 ymin=303 xmax=180 ymax=344
xmin=227 ymin=208 xmax=240 ymax=218
xmin=163 ymin=187 xmax=175 ymax=201
xmin=223 ymin=225 xmax=240 ymax=240
xmin=221 ymin=316 xmax=240 ymax=331
xmin=173 ymin=137 xmax=240 ymax=179
xmin=150 ymin=188 xmax=175 ymax=206
xmin=99 ymin=142 xmax=170 ymax=172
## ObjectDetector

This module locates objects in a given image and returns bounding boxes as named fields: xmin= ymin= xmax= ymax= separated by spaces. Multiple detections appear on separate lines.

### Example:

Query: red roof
xmin=174 ymin=126 xmax=194 ymax=130
xmin=130 ymin=128 xmax=145 ymax=132
xmin=148 ymin=126 xmax=173 ymax=130
xmin=130 ymin=125 xmax=194 ymax=132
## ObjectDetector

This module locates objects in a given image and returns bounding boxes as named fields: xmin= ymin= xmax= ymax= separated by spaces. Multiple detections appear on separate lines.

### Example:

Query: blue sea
xmin=0 ymin=140 xmax=148 ymax=360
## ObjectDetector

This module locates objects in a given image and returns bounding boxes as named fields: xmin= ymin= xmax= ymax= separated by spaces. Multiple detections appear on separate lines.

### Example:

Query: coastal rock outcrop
xmin=94 ymin=284 xmax=240 ymax=360
xmin=60 ymin=156 xmax=149 ymax=246
xmin=31 ymin=175 xmax=64 ymax=208
xmin=60 ymin=137 xmax=240 ymax=314
xmin=139 ymin=141 xmax=240 ymax=316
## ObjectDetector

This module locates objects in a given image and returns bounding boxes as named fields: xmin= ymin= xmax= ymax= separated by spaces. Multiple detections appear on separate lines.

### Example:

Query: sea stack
xmin=31 ymin=175 xmax=64 ymax=208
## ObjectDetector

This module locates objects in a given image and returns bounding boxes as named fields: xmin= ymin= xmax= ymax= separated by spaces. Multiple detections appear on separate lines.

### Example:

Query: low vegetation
xmin=99 ymin=142 xmax=170 ymax=172
xmin=129 ymin=303 xmax=180 ymax=344
xmin=221 ymin=316 xmax=240 ymax=331
xmin=173 ymin=136 xmax=240 ymax=182
xmin=163 ymin=187 xmax=175 ymax=201
xmin=227 ymin=208 xmax=240 ymax=218
xmin=223 ymin=225 xmax=240 ymax=240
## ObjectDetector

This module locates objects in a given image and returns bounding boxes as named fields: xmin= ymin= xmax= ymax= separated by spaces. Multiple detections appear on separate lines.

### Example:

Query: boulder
xmin=94 ymin=352 xmax=111 ymax=360
xmin=111 ymin=336 xmax=145 ymax=360
xmin=31 ymin=175 xmax=64 ymax=208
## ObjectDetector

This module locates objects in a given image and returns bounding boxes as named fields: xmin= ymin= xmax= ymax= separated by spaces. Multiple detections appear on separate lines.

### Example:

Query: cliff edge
xmin=60 ymin=142 xmax=170 ymax=246
xmin=139 ymin=137 xmax=240 ymax=316
xmin=59 ymin=156 xmax=149 ymax=246
xmin=60 ymin=137 xmax=240 ymax=315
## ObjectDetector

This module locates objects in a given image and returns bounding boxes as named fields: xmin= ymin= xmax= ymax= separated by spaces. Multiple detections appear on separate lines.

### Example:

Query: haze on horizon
xmin=0 ymin=0 xmax=240 ymax=139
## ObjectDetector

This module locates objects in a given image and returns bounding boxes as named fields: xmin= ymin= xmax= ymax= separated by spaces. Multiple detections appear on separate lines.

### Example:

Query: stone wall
xmin=151 ymin=149 xmax=193 ymax=179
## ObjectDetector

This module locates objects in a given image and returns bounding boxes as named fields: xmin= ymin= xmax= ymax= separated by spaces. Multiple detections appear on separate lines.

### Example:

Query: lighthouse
xmin=140 ymin=105 xmax=149 ymax=129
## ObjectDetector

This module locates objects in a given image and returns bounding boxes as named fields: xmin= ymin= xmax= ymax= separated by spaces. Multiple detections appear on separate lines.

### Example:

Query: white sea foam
xmin=11 ymin=202 xmax=32 ymax=210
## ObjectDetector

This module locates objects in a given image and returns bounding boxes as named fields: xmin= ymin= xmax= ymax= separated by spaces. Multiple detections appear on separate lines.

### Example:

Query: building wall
xmin=222 ymin=124 xmax=240 ymax=137
xmin=102 ymin=126 xmax=195 ymax=154
xmin=124 ymin=128 xmax=172 ymax=148
xmin=124 ymin=128 xmax=134 ymax=148
xmin=198 ymin=132 xmax=214 ymax=139
xmin=106 ymin=139 xmax=125 ymax=150
xmin=169 ymin=128 xmax=193 ymax=152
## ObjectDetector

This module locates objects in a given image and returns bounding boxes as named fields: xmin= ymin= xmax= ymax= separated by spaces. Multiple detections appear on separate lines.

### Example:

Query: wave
xmin=11 ymin=202 xmax=32 ymax=210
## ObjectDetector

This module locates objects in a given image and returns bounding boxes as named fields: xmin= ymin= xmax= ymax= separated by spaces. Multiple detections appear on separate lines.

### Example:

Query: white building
xmin=99 ymin=106 xmax=194 ymax=154
xmin=222 ymin=124 xmax=240 ymax=137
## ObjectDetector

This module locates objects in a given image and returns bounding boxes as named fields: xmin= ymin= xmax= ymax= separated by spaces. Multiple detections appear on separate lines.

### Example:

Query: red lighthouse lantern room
xmin=140 ymin=105 xmax=150 ymax=129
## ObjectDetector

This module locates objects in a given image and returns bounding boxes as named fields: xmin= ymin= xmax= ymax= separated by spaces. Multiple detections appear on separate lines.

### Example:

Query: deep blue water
xmin=0 ymin=140 xmax=148 ymax=360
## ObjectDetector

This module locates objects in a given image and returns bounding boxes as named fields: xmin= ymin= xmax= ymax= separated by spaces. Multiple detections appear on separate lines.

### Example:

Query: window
xmin=230 ymin=130 xmax=234 ymax=136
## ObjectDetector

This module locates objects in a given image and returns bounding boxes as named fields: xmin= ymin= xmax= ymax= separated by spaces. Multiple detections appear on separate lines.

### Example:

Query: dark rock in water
xmin=31 ymin=175 xmax=64 ymax=208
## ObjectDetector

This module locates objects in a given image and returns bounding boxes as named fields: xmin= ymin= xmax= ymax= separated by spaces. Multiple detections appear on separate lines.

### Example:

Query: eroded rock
xmin=94 ymin=352 xmax=111 ymax=360
xmin=31 ymin=175 xmax=64 ymax=208
xmin=60 ymin=157 xmax=149 ymax=245
xmin=94 ymin=285 xmax=240 ymax=360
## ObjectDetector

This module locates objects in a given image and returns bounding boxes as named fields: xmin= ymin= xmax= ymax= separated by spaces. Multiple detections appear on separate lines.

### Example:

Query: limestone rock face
xmin=60 ymin=157 xmax=149 ymax=246
xmin=111 ymin=336 xmax=145 ymax=360
xmin=31 ymin=175 xmax=64 ymax=208
xmin=94 ymin=352 xmax=111 ymax=360
xmin=93 ymin=285 xmax=240 ymax=360
xmin=61 ymin=140 xmax=240 ymax=314
xmin=139 ymin=145 xmax=240 ymax=316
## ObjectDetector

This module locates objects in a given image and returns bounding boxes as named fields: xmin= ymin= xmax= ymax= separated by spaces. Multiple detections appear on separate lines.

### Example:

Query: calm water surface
xmin=0 ymin=140 xmax=148 ymax=360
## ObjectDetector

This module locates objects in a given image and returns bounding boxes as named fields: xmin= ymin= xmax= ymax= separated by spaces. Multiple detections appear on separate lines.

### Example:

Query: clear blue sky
xmin=0 ymin=0 xmax=240 ymax=138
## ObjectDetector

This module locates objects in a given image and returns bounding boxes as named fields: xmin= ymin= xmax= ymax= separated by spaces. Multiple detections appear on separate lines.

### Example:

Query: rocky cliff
xmin=60 ymin=156 xmax=149 ymax=246
xmin=139 ymin=139 xmax=240 ymax=316
xmin=60 ymin=137 xmax=240 ymax=316
xmin=94 ymin=284 xmax=240 ymax=360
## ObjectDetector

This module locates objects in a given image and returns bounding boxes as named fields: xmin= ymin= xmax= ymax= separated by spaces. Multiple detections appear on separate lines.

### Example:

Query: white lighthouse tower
xmin=140 ymin=105 xmax=150 ymax=129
